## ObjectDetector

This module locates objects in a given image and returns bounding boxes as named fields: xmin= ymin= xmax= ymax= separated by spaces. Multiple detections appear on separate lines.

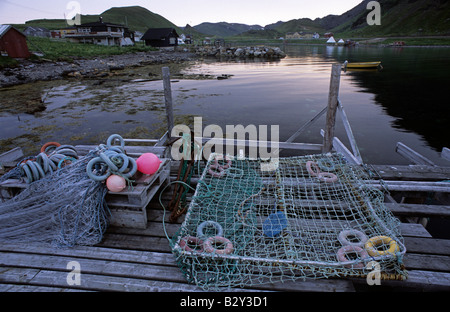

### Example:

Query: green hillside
xmin=99 ymin=6 xmax=181 ymax=33
xmin=193 ymin=22 xmax=263 ymax=37
xmin=246 ymin=0 xmax=450 ymax=40
xmin=16 ymin=1 xmax=450 ymax=42
xmin=273 ymin=18 xmax=325 ymax=35
xmin=181 ymin=24 xmax=210 ymax=39
xmin=21 ymin=6 xmax=181 ymax=33
xmin=330 ymin=0 xmax=450 ymax=36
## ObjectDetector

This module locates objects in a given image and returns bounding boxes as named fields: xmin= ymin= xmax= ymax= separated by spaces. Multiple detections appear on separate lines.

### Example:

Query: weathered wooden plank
xmin=351 ymin=270 xmax=450 ymax=291
xmin=0 ymin=147 xmax=24 ymax=168
xmin=108 ymin=222 xmax=180 ymax=238
xmin=323 ymin=64 xmax=341 ymax=153
xmin=396 ymin=142 xmax=436 ymax=166
xmin=105 ymin=159 xmax=170 ymax=229
xmin=403 ymin=237 xmax=450 ymax=256
xmin=403 ymin=270 xmax=450 ymax=290
xmin=109 ymin=209 xmax=148 ymax=229
xmin=0 ymin=283 xmax=86 ymax=292
xmin=98 ymin=233 xmax=172 ymax=252
xmin=0 ymin=251 xmax=187 ymax=284
xmin=0 ymin=243 xmax=176 ymax=267
xmin=442 ymin=147 xmax=450 ymax=162
xmin=0 ymin=245 xmax=354 ymax=292
xmin=198 ymin=137 xmax=323 ymax=152
xmin=338 ymin=100 xmax=363 ymax=164
xmin=372 ymin=165 xmax=450 ymax=181
xmin=2 ymin=265 xmax=350 ymax=292
xmin=404 ymin=253 xmax=450 ymax=272
xmin=247 ymin=277 xmax=355 ymax=292
xmin=145 ymin=207 xmax=433 ymax=239
xmin=0 ymin=266 xmax=40 ymax=284
xmin=387 ymin=203 xmax=450 ymax=218
xmin=123 ymin=138 xmax=159 ymax=144
xmin=162 ymin=67 xmax=174 ymax=139
xmin=74 ymin=145 xmax=167 ymax=157
xmin=399 ymin=223 xmax=432 ymax=238
xmin=332 ymin=137 xmax=361 ymax=165
xmin=370 ymin=180 xmax=450 ymax=193
xmin=0 ymin=267 xmax=203 ymax=292
xmin=319 ymin=129 xmax=361 ymax=164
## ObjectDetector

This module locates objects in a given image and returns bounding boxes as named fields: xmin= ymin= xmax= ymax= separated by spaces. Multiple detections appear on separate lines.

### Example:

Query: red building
xmin=0 ymin=25 xmax=31 ymax=58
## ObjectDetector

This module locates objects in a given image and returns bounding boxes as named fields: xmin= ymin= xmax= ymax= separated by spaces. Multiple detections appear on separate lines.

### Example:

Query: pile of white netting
xmin=0 ymin=135 xmax=133 ymax=247
xmin=170 ymin=153 xmax=407 ymax=290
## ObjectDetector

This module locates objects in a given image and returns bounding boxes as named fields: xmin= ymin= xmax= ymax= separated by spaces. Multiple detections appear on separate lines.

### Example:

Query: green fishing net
xmin=170 ymin=153 xmax=407 ymax=290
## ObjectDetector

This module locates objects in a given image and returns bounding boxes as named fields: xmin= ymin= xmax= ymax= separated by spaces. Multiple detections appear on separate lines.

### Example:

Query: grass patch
xmin=0 ymin=56 xmax=19 ymax=69
xmin=26 ymin=37 xmax=157 ymax=61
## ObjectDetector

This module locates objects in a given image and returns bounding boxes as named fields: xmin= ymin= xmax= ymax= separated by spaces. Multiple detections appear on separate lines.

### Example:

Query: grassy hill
xmin=181 ymin=24 xmax=210 ymax=39
xmin=99 ymin=6 xmax=181 ymax=33
xmin=20 ymin=6 xmax=182 ymax=33
xmin=328 ymin=0 xmax=450 ymax=37
xmin=14 ymin=1 xmax=450 ymax=43
xmin=193 ymin=22 xmax=263 ymax=37
xmin=272 ymin=18 xmax=325 ymax=35
xmin=237 ymin=0 xmax=450 ymax=40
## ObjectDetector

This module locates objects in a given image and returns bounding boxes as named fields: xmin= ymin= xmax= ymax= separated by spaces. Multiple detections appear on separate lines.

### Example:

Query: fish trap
xmin=171 ymin=153 xmax=407 ymax=290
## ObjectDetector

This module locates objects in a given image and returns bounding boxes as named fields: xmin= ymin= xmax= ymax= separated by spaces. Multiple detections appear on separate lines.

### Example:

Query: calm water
xmin=1 ymin=44 xmax=449 ymax=238
xmin=1 ymin=44 xmax=449 ymax=165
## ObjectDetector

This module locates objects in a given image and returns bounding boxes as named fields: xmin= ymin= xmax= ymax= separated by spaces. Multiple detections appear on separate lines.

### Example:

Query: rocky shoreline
xmin=0 ymin=50 xmax=198 ymax=88
xmin=195 ymin=46 xmax=286 ymax=59
xmin=0 ymin=46 xmax=287 ymax=88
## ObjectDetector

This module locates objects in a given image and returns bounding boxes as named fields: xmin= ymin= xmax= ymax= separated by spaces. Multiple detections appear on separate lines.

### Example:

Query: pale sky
xmin=0 ymin=0 xmax=363 ymax=26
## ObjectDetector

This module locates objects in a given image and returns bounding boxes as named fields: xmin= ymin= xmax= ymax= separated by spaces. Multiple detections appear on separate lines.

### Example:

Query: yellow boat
xmin=343 ymin=60 xmax=382 ymax=69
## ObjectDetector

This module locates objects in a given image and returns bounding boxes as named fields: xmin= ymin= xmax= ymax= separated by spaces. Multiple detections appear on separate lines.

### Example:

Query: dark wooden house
xmin=65 ymin=17 xmax=134 ymax=46
xmin=0 ymin=25 xmax=31 ymax=58
xmin=142 ymin=28 xmax=179 ymax=47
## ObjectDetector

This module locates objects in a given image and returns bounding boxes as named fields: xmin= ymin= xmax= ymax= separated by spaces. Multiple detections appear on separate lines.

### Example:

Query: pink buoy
xmin=136 ymin=153 xmax=162 ymax=175
xmin=106 ymin=175 xmax=127 ymax=193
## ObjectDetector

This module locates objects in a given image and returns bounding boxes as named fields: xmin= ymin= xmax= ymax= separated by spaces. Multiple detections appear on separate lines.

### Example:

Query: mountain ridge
xmin=192 ymin=22 xmax=263 ymax=38
xmin=23 ymin=6 xmax=181 ymax=33
xmin=20 ymin=2 xmax=450 ymax=38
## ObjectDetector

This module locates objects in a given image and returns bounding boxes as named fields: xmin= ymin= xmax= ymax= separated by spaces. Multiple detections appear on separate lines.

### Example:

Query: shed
xmin=23 ymin=26 xmax=51 ymax=38
xmin=142 ymin=28 xmax=179 ymax=47
xmin=0 ymin=25 xmax=31 ymax=58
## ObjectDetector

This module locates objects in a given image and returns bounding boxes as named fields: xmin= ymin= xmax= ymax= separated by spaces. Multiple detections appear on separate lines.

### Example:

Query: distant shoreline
xmin=0 ymin=50 xmax=197 ymax=88
xmin=1 ymin=36 xmax=450 ymax=88
xmin=227 ymin=36 xmax=450 ymax=47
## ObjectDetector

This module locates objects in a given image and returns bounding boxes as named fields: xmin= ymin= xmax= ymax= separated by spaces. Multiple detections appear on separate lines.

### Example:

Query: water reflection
xmin=342 ymin=47 xmax=450 ymax=152
xmin=0 ymin=45 xmax=449 ymax=165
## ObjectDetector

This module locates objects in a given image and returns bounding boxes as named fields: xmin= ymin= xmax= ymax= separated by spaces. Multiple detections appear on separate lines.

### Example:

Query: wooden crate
xmin=107 ymin=158 xmax=171 ymax=229
xmin=0 ymin=145 xmax=171 ymax=229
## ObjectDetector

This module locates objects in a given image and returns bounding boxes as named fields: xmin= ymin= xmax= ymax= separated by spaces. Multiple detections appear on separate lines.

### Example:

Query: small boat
xmin=343 ymin=60 xmax=382 ymax=70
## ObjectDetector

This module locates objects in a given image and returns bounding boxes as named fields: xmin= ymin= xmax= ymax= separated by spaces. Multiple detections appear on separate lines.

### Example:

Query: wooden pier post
xmin=162 ymin=67 xmax=174 ymax=139
xmin=323 ymin=63 xmax=342 ymax=153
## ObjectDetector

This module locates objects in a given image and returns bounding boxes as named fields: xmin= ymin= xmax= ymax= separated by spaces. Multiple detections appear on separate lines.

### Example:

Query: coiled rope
xmin=85 ymin=134 xmax=137 ymax=184
xmin=1 ymin=143 xmax=79 ymax=184
xmin=0 ymin=134 xmax=137 ymax=247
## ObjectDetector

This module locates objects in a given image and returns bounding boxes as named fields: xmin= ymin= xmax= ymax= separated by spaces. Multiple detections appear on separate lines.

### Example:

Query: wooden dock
xmin=1 ymin=142 xmax=449 ymax=292
xmin=1 ymin=65 xmax=449 ymax=292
